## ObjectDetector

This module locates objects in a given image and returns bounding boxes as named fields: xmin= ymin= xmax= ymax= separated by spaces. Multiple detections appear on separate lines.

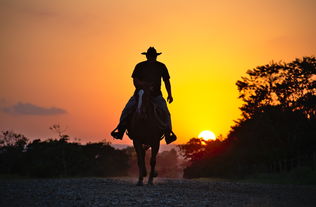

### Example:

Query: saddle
xmin=134 ymin=90 xmax=176 ymax=144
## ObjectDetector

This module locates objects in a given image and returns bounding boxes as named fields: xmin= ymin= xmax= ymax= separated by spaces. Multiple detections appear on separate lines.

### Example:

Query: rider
xmin=111 ymin=47 xmax=177 ymax=144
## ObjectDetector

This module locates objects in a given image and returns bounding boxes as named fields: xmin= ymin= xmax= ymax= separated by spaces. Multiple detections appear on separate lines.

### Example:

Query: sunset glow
xmin=0 ymin=0 xmax=315 ymax=144
xmin=198 ymin=130 xmax=216 ymax=141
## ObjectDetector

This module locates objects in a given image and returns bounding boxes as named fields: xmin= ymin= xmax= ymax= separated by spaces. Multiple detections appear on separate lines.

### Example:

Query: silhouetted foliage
xmin=0 ymin=131 xmax=129 ymax=177
xmin=180 ymin=56 xmax=316 ymax=178
xmin=0 ymin=131 xmax=29 ymax=175
xmin=236 ymin=56 xmax=316 ymax=119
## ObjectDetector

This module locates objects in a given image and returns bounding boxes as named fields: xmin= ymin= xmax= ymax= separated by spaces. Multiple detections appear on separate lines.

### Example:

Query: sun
xmin=198 ymin=130 xmax=216 ymax=141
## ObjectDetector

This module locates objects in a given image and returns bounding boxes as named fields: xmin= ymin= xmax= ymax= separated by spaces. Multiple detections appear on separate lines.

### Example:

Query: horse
xmin=126 ymin=87 xmax=165 ymax=186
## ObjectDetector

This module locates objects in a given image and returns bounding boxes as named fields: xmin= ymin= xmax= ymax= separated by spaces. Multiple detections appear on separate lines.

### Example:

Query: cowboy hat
xmin=141 ymin=47 xmax=162 ymax=56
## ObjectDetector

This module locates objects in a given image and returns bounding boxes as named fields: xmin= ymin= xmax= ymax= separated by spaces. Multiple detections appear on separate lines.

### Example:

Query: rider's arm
xmin=164 ymin=79 xmax=173 ymax=104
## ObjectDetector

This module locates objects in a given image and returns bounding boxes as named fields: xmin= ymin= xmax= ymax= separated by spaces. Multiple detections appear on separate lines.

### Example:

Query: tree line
xmin=0 ymin=130 xmax=129 ymax=177
xmin=0 ymin=130 xmax=182 ymax=178
xmin=179 ymin=56 xmax=316 ymax=178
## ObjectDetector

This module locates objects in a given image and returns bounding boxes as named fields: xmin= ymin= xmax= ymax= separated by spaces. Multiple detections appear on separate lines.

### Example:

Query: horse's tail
xmin=136 ymin=89 xmax=144 ymax=113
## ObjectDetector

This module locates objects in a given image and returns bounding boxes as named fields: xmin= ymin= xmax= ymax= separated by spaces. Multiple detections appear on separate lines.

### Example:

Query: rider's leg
xmin=153 ymin=96 xmax=176 ymax=144
xmin=111 ymin=96 xmax=136 ymax=139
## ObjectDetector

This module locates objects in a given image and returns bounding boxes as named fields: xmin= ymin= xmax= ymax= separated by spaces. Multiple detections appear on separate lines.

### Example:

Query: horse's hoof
xmin=148 ymin=180 xmax=154 ymax=185
xmin=136 ymin=181 xmax=144 ymax=186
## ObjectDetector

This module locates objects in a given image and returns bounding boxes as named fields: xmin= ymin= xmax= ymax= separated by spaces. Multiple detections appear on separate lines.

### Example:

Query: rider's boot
xmin=164 ymin=129 xmax=177 ymax=144
xmin=111 ymin=125 xmax=126 ymax=140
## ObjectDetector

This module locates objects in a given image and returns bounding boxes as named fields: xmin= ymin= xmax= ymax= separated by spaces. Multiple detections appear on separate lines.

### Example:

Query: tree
xmin=49 ymin=124 xmax=69 ymax=141
xmin=0 ymin=131 xmax=28 ymax=174
xmin=0 ymin=130 xmax=28 ymax=149
xmin=178 ymin=138 xmax=206 ymax=161
xmin=180 ymin=56 xmax=316 ymax=179
xmin=236 ymin=56 xmax=316 ymax=119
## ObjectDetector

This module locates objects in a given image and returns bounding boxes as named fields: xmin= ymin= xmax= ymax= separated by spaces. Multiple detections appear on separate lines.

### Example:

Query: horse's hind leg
xmin=148 ymin=142 xmax=159 ymax=185
xmin=133 ymin=140 xmax=146 ymax=186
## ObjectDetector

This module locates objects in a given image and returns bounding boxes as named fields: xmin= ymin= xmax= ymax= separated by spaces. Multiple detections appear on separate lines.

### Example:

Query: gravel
xmin=1 ymin=177 xmax=316 ymax=207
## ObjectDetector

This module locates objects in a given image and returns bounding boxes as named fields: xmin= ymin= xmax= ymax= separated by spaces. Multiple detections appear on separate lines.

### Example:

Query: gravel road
xmin=1 ymin=177 xmax=315 ymax=207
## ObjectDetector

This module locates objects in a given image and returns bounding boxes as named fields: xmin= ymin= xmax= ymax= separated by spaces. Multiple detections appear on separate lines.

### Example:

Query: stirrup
xmin=165 ymin=131 xmax=177 ymax=144
xmin=111 ymin=128 xmax=124 ymax=140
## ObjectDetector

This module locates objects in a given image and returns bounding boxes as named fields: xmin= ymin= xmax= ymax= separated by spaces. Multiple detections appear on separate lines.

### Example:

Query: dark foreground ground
xmin=1 ymin=177 xmax=316 ymax=207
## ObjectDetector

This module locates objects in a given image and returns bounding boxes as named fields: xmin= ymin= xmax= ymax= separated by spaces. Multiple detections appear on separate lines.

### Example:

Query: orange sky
xmin=1 ymin=0 xmax=315 ymax=144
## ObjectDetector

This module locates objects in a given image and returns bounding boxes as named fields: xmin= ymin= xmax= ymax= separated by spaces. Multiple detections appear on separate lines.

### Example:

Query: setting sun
xmin=198 ymin=130 xmax=216 ymax=141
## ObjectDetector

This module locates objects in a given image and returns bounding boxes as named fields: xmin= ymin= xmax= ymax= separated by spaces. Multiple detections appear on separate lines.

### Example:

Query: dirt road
xmin=1 ymin=177 xmax=315 ymax=207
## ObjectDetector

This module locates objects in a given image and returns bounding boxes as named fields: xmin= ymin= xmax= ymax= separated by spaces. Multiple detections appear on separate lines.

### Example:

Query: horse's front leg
xmin=148 ymin=141 xmax=160 ymax=185
xmin=133 ymin=140 xmax=146 ymax=186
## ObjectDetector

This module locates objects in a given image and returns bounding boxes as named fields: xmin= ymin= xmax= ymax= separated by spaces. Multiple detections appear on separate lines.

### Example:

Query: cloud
xmin=1 ymin=102 xmax=67 ymax=116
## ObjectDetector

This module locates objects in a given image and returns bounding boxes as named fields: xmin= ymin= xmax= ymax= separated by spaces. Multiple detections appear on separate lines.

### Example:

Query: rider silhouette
xmin=111 ymin=47 xmax=177 ymax=144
